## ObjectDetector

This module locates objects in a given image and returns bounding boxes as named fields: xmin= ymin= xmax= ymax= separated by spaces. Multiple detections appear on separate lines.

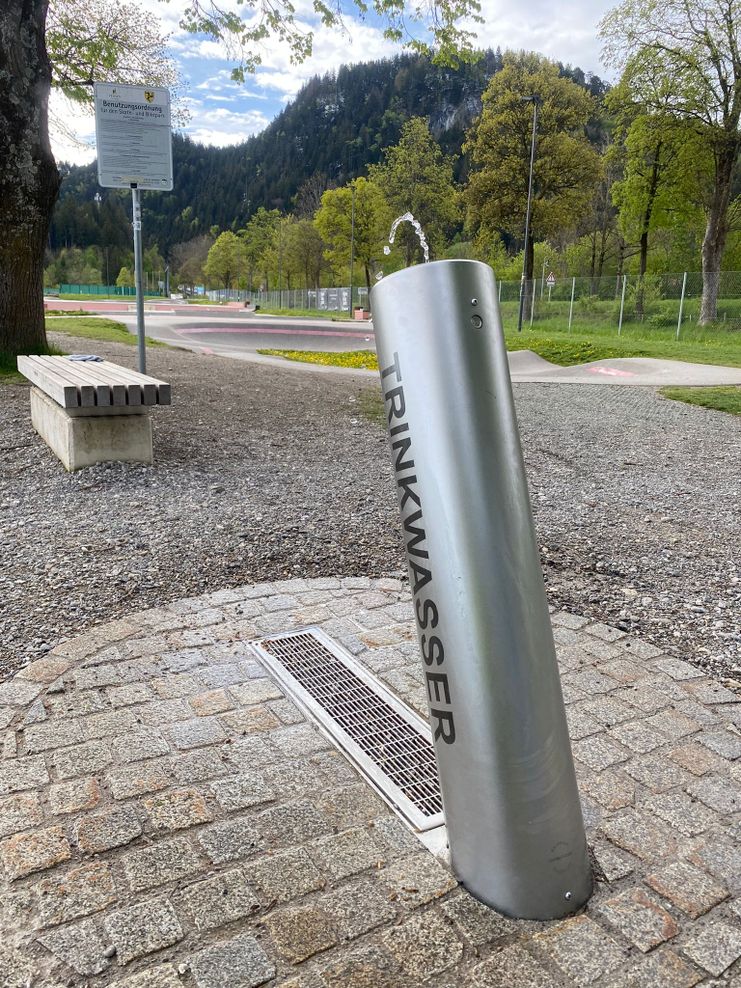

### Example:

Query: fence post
xmin=568 ymin=277 xmax=576 ymax=333
xmin=529 ymin=281 xmax=535 ymax=328
xmin=676 ymin=272 xmax=688 ymax=340
xmin=498 ymin=281 xmax=502 ymax=302
xmin=617 ymin=275 xmax=627 ymax=336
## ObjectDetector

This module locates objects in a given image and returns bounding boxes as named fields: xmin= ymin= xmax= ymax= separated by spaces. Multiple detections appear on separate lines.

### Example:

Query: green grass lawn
xmin=46 ymin=316 xmax=167 ymax=348
xmin=661 ymin=386 xmax=741 ymax=416
xmin=54 ymin=292 xmax=162 ymax=301
xmin=254 ymin=306 xmax=358 ymax=321
xmin=260 ymin=323 xmax=741 ymax=371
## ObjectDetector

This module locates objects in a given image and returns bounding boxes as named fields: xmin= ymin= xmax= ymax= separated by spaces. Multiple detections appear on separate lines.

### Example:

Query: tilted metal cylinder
xmin=370 ymin=259 xmax=592 ymax=920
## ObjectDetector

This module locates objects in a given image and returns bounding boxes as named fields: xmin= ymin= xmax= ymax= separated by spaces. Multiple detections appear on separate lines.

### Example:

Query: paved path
xmin=1 ymin=578 xmax=740 ymax=987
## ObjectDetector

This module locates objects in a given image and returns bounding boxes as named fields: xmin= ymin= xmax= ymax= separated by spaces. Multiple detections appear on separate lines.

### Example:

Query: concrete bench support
xmin=30 ymin=387 xmax=153 ymax=471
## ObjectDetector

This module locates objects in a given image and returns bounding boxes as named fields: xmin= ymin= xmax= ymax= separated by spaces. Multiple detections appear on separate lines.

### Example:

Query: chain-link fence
xmin=496 ymin=271 xmax=741 ymax=336
xmin=249 ymin=286 xmax=370 ymax=313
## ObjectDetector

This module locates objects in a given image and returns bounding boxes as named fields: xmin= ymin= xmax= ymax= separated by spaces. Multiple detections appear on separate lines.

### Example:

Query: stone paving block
xmin=599 ymin=658 xmax=650 ymax=685
xmin=110 ymin=730 xmax=171 ymax=764
xmin=685 ymin=775 xmax=741 ymax=814
xmin=620 ymin=683 xmax=678 ymax=715
xmin=618 ymin=638 xmax=664 ymax=660
xmin=245 ymin=847 xmax=324 ymax=904
xmin=316 ymin=784 xmax=387 ymax=830
xmin=553 ymin=611 xmax=591 ymax=630
xmin=22 ymin=698 xmax=47 ymax=725
xmin=0 ymin=754 xmax=49 ymax=794
xmin=586 ymin=622 xmax=627 ymax=642
xmin=143 ymin=788 xmax=213 ymax=832
xmin=75 ymin=805 xmax=142 ymax=853
xmin=254 ymin=801 xmax=333 ymax=848
xmin=263 ymin=900 xmax=340 ymax=963
xmin=0 ymin=942 xmax=37 ymax=988
xmin=151 ymin=673 xmax=200 ymax=699
xmin=189 ymin=688 xmax=235 ymax=717
xmin=653 ymin=657 xmax=704 ymax=681
xmin=696 ymin=728 xmax=741 ymax=760
xmin=573 ymin=735 xmax=630 ymax=771
xmin=1 ymin=824 xmax=71 ymax=880
xmin=591 ymin=841 xmax=636 ymax=882
xmin=310 ymin=750 xmax=362 ymax=787
xmin=106 ymin=683 xmax=155 ymax=708
xmin=535 ymin=914 xmax=627 ymax=985
xmin=646 ymin=860 xmax=728 ymax=917
xmin=566 ymin=706 xmax=603 ymax=740
xmin=198 ymin=816 xmax=264 ymax=864
xmin=74 ymin=665 xmax=124 ymax=690
xmin=49 ymin=777 xmax=101 ymax=816
xmin=641 ymin=791 xmax=718 ymax=837
xmin=172 ymin=748 xmax=229 ymax=784
xmin=602 ymin=949 xmax=703 ymax=988
xmin=23 ymin=717 xmax=84 ymax=753
xmin=370 ymin=816 xmax=424 ymax=857
xmin=578 ymin=695 xmax=636 ymax=727
xmin=600 ymin=808 xmax=678 ymax=862
xmin=52 ymin=739 xmax=112 ymax=780
xmin=323 ymin=875 xmax=397 ymax=940
xmin=379 ymin=851 xmax=457 ymax=908
xmin=220 ymin=706 xmax=281 ymax=734
xmin=308 ymin=826 xmax=385 ymax=881
xmin=82 ymin=709 xmax=139 ymax=741
xmin=318 ymin=942 xmax=406 ymax=988
xmin=190 ymin=934 xmax=275 ymax=988
xmin=0 ymin=678 xmax=46 ymax=707
xmin=223 ymin=599 xmax=264 ymax=620
xmin=161 ymin=649 xmax=209 ymax=673
xmin=108 ymin=759 xmax=173 ymax=800
xmin=105 ymin=896 xmax=183 ymax=964
xmin=210 ymin=773 xmax=273 ymax=811
xmin=228 ymin=679 xmax=285 ymax=707
xmin=254 ymin=612 xmax=300 ymax=636
xmin=675 ymin=699 xmax=723 ymax=727
xmin=384 ymin=908 xmax=464 ymax=982
xmin=179 ymin=869 xmax=260 ymax=930
xmin=581 ymin=639 xmax=625 ymax=662
xmin=442 ymin=890 xmax=519 ymax=945
xmin=687 ymin=835 xmax=741 ymax=888
xmin=168 ymin=716 xmax=227 ymax=750
xmin=35 ymin=861 xmax=117 ymax=926
xmin=608 ymin=719 xmax=669 ymax=753
xmin=267 ymin=698 xmax=304 ymax=725
xmin=0 ymin=792 xmax=43 ymax=838
xmin=37 ymin=918 xmax=110 ymax=975
xmin=581 ymin=768 xmax=636 ymax=811
xmin=224 ymin=736 xmax=278 ymax=772
xmin=473 ymin=944 xmax=560 ymax=987
xmin=683 ymin=680 xmax=740 ymax=705
xmin=122 ymin=837 xmax=204 ymax=892
xmin=19 ymin=655 xmax=73 ymax=684
xmin=669 ymin=742 xmax=725 ymax=776
xmin=648 ymin=709 xmax=702 ymax=739
xmin=0 ymin=707 xmax=15 ymax=730
xmin=136 ymin=699 xmax=192 ymax=727
xmin=680 ymin=921 xmax=741 ymax=976
xmin=598 ymin=887 xmax=679 ymax=952
xmin=117 ymin=963 xmax=183 ymax=988
xmin=624 ymin=752 xmax=693 ymax=792
xmin=198 ymin=663 xmax=254 ymax=689
xmin=47 ymin=689 xmax=108 ymax=719
xmin=269 ymin=723 xmax=331 ymax=758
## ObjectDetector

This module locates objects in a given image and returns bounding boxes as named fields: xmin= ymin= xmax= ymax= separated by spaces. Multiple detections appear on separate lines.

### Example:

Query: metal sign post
xmin=93 ymin=83 xmax=173 ymax=374
xmin=370 ymin=260 xmax=592 ymax=920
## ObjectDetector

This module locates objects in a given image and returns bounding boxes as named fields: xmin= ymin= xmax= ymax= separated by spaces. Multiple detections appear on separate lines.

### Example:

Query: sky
xmin=50 ymin=0 xmax=616 ymax=165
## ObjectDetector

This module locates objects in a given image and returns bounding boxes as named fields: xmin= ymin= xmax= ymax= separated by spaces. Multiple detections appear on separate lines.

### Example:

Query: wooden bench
xmin=17 ymin=355 xmax=171 ymax=471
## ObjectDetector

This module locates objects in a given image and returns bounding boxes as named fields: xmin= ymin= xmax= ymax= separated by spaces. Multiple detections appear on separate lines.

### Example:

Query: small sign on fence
xmin=546 ymin=272 xmax=556 ymax=288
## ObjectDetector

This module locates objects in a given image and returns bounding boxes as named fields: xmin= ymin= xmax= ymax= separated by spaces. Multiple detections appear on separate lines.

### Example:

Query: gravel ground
xmin=1 ymin=332 xmax=739 ymax=682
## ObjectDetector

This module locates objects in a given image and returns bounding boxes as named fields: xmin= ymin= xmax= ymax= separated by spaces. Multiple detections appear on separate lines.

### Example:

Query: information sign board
xmin=94 ymin=83 xmax=173 ymax=190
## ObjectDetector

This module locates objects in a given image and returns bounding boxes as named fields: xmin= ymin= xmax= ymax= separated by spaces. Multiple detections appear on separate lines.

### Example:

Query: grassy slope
xmin=661 ymin=386 xmax=741 ymax=416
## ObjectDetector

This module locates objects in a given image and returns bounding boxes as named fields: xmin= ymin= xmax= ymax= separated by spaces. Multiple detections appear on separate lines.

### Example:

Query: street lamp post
xmin=517 ymin=96 xmax=540 ymax=334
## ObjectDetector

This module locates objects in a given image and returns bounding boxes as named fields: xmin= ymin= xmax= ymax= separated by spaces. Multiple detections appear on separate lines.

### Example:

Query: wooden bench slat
xmin=17 ymin=356 xmax=79 ymax=408
xmin=40 ymin=360 xmax=110 ymax=407
xmin=96 ymin=361 xmax=169 ymax=405
xmin=67 ymin=363 xmax=135 ymax=406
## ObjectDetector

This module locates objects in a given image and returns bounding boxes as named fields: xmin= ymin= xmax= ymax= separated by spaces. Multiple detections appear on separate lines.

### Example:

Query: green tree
xmin=283 ymin=219 xmax=327 ymax=289
xmin=368 ymin=117 xmax=460 ymax=264
xmin=240 ymin=208 xmax=282 ymax=291
xmin=1 ymin=0 xmax=481 ymax=360
xmin=116 ymin=266 xmax=134 ymax=287
xmin=600 ymin=0 xmax=741 ymax=322
xmin=315 ymin=178 xmax=393 ymax=289
xmin=463 ymin=53 xmax=602 ymax=306
xmin=203 ymin=231 xmax=246 ymax=289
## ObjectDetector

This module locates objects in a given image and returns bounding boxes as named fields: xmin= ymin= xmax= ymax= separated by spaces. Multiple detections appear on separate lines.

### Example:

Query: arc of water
xmin=384 ymin=211 xmax=430 ymax=263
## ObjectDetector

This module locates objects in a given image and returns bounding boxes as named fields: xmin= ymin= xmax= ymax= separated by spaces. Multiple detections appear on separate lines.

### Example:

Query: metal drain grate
xmin=252 ymin=628 xmax=443 ymax=831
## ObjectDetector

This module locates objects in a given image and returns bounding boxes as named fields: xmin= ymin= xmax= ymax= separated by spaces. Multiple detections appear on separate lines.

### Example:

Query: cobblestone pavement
xmin=1 ymin=577 xmax=740 ymax=988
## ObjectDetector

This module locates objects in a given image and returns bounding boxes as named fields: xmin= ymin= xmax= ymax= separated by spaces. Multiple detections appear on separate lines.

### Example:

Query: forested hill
xmin=52 ymin=51 xmax=607 ymax=257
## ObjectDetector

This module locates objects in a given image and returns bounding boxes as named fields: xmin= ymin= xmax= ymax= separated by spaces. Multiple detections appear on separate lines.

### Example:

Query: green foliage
xmin=240 ymin=208 xmax=282 ymax=291
xmin=315 ymin=178 xmax=393 ymax=288
xmin=660 ymin=387 xmax=741 ymax=416
xmin=116 ymin=266 xmax=135 ymax=288
xmin=204 ymin=232 xmax=247 ymax=289
xmin=368 ymin=117 xmax=460 ymax=263
xmin=464 ymin=52 xmax=602 ymax=277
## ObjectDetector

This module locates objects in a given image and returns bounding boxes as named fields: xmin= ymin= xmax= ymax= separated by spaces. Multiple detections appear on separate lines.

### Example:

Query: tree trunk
xmin=523 ymin=234 xmax=535 ymax=320
xmin=0 ymin=0 xmax=60 ymax=358
xmin=699 ymin=144 xmax=736 ymax=324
